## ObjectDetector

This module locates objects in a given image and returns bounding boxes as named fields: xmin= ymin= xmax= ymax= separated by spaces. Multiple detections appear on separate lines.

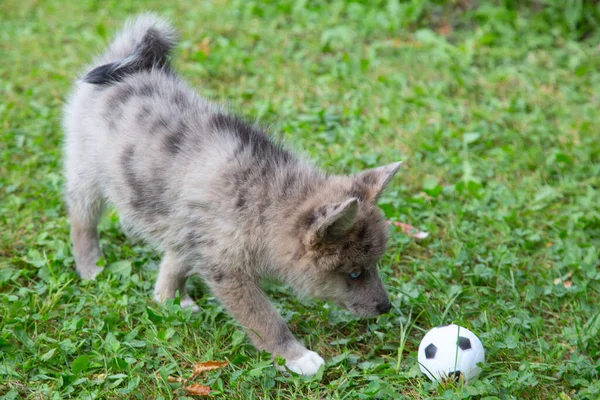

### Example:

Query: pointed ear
xmin=352 ymin=161 xmax=402 ymax=202
xmin=315 ymin=198 xmax=359 ymax=241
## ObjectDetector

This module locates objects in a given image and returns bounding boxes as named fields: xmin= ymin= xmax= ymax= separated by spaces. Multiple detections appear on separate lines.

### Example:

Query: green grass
xmin=1 ymin=0 xmax=600 ymax=398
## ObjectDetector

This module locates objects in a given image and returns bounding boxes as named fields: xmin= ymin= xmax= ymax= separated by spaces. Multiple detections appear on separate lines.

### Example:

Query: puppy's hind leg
xmin=66 ymin=180 xmax=106 ymax=280
xmin=154 ymin=251 xmax=198 ymax=312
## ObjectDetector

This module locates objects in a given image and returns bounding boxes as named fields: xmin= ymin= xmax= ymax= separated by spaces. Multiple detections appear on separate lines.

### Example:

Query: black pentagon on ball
xmin=424 ymin=343 xmax=437 ymax=359
xmin=457 ymin=336 xmax=472 ymax=350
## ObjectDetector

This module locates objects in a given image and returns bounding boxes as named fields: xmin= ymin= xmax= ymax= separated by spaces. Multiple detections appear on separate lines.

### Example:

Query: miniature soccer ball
xmin=417 ymin=324 xmax=485 ymax=382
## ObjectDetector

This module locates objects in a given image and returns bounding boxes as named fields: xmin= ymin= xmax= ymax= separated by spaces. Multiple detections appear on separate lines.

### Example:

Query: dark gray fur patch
xmin=176 ymin=228 xmax=214 ymax=255
xmin=274 ymin=322 xmax=295 ymax=349
xmin=297 ymin=209 xmax=317 ymax=230
xmin=121 ymin=145 xmax=144 ymax=209
xmin=138 ymin=83 xmax=158 ymax=98
xmin=107 ymin=119 xmax=118 ymax=132
xmin=120 ymin=144 xmax=169 ymax=215
xmin=235 ymin=194 xmax=247 ymax=209
xmin=172 ymin=90 xmax=188 ymax=108
xmin=260 ymin=164 xmax=269 ymax=177
xmin=356 ymin=223 xmax=368 ymax=241
xmin=349 ymin=182 xmax=368 ymax=201
xmin=149 ymin=115 xmax=170 ymax=135
xmin=318 ymin=206 xmax=328 ymax=217
xmin=112 ymin=85 xmax=136 ymax=109
xmin=164 ymin=121 xmax=189 ymax=154
xmin=282 ymin=171 xmax=297 ymax=197
xmin=136 ymin=105 xmax=152 ymax=123
xmin=360 ymin=171 xmax=379 ymax=186
xmin=103 ymin=84 xmax=137 ymax=130
xmin=187 ymin=201 xmax=210 ymax=211
xmin=233 ymin=167 xmax=253 ymax=187
xmin=209 ymin=113 xmax=293 ymax=164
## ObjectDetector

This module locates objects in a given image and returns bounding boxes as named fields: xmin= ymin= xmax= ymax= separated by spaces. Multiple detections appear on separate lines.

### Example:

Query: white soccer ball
xmin=417 ymin=324 xmax=485 ymax=382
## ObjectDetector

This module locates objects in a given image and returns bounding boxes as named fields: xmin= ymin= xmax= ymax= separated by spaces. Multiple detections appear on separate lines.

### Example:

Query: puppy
xmin=63 ymin=13 xmax=401 ymax=376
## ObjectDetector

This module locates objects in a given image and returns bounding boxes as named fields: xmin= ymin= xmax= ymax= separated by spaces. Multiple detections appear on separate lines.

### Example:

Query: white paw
xmin=180 ymin=296 xmax=200 ymax=312
xmin=285 ymin=350 xmax=325 ymax=376
xmin=78 ymin=265 xmax=103 ymax=280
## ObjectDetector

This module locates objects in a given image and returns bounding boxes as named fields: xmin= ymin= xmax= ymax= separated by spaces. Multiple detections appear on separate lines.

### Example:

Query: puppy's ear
xmin=310 ymin=198 xmax=359 ymax=242
xmin=351 ymin=161 xmax=402 ymax=202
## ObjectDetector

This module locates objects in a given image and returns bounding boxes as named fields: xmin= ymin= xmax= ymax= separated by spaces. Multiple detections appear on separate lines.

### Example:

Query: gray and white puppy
xmin=63 ymin=14 xmax=401 ymax=375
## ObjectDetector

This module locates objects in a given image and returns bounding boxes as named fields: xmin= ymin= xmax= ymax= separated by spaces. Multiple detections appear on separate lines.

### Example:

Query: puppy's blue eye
xmin=348 ymin=271 xmax=362 ymax=280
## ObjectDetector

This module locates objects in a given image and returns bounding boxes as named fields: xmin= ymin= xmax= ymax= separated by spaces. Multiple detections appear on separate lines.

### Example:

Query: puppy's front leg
xmin=209 ymin=273 xmax=324 ymax=376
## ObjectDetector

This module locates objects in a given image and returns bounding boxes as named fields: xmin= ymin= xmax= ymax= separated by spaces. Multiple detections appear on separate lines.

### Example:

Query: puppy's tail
xmin=83 ymin=13 xmax=178 ymax=85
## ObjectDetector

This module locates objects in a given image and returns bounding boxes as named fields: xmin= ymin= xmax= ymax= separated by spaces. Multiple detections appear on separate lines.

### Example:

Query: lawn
xmin=1 ymin=0 xmax=600 ymax=398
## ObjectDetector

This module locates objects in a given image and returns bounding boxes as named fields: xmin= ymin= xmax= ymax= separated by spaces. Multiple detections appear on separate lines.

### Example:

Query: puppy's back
xmin=63 ymin=14 xmax=320 ymax=261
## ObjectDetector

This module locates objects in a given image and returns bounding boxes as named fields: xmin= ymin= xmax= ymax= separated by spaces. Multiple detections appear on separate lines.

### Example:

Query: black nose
xmin=376 ymin=301 xmax=392 ymax=314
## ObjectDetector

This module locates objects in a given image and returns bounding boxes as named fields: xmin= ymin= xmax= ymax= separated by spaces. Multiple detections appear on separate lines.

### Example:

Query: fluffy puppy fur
xmin=63 ymin=13 xmax=402 ymax=375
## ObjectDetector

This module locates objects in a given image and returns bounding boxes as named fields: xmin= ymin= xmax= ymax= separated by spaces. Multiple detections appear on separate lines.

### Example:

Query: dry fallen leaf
xmin=391 ymin=38 xmax=423 ymax=48
xmin=554 ymin=273 xmax=573 ymax=289
xmin=387 ymin=221 xmax=429 ymax=239
xmin=417 ymin=191 xmax=433 ymax=202
xmin=437 ymin=23 xmax=453 ymax=36
xmin=198 ymin=37 xmax=211 ymax=56
xmin=184 ymin=383 xmax=211 ymax=396
xmin=174 ymin=359 xmax=229 ymax=395
xmin=563 ymin=280 xmax=573 ymax=289
xmin=167 ymin=375 xmax=182 ymax=383
xmin=192 ymin=360 xmax=229 ymax=376
xmin=553 ymin=277 xmax=562 ymax=285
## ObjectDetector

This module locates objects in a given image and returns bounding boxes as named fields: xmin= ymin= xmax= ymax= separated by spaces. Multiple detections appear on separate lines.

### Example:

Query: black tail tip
xmin=84 ymin=27 xmax=174 ymax=86
xmin=83 ymin=63 xmax=129 ymax=85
